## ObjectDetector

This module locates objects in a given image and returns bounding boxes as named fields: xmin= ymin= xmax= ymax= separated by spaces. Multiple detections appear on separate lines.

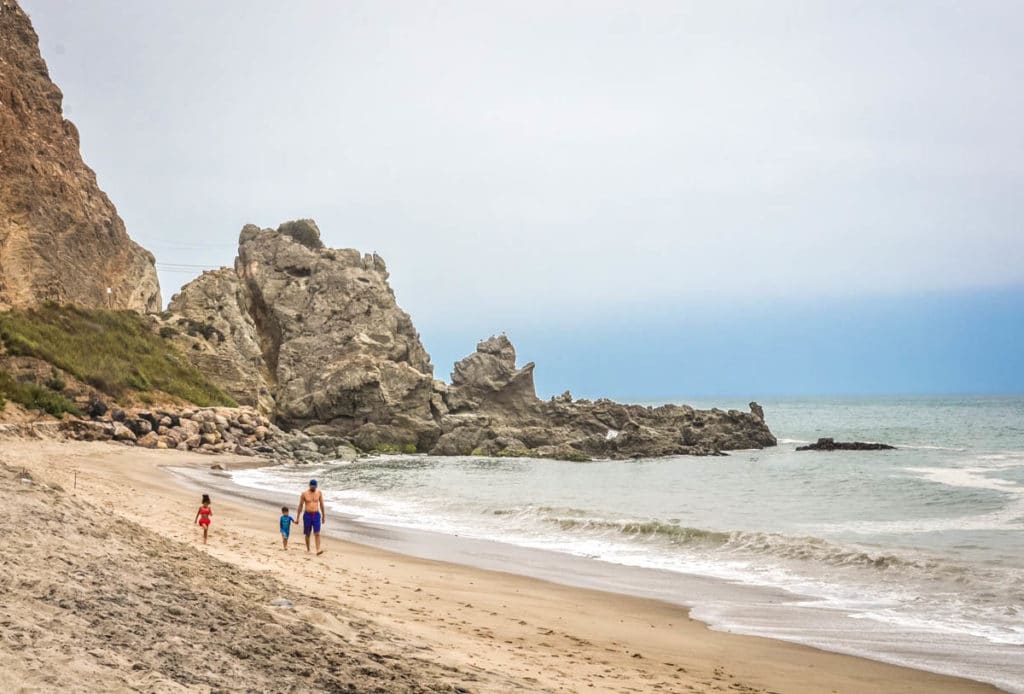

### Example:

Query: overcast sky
xmin=23 ymin=1 xmax=1024 ymax=396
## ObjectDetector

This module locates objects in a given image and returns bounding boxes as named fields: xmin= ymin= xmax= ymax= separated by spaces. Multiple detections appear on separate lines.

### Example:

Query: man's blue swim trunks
xmin=303 ymin=511 xmax=321 ymax=535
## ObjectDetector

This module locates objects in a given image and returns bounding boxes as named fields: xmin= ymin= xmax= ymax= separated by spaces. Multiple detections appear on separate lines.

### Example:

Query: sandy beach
xmin=0 ymin=438 xmax=1000 ymax=693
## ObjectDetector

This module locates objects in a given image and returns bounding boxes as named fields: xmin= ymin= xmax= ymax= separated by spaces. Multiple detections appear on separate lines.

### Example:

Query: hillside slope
xmin=0 ymin=303 xmax=234 ymax=417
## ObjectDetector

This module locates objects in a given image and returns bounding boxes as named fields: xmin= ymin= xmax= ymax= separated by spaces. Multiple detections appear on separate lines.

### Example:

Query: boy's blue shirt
xmin=280 ymin=514 xmax=295 ymax=532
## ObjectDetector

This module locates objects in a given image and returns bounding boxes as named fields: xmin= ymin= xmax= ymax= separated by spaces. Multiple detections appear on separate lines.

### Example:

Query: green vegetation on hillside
xmin=0 ymin=303 xmax=236 ymax=408
xmin=0 ymin=369 xmax=80 ymax=417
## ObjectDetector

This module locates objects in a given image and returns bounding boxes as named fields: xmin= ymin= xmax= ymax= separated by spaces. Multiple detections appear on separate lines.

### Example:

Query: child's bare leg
xmin=202 ymin=526 xmax=208 ymax=544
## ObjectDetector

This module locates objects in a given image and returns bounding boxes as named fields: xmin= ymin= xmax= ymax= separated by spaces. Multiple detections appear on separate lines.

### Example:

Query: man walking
xmin=297 ymin=479 xmax=326 ymax=555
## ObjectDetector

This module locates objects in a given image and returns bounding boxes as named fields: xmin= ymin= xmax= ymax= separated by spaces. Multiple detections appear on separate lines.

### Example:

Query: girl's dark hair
xmin=202 ymin=493 xmax=211 ymax=504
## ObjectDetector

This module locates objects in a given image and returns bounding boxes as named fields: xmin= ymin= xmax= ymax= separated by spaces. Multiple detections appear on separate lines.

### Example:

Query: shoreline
xmin=3 ymin=439 xmax=1003 ymax=693
xmin=187 ymin=458 xmax=1024 ymax=694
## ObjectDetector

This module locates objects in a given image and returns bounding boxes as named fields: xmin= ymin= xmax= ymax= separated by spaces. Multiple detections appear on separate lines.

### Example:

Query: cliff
xmin=167 ymin=220 xmax=775 ymax=459
xmin=0 ymin=0 xmax=161 ymax=312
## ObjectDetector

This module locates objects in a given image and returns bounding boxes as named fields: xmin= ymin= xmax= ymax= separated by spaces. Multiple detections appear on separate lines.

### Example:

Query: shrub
xmin=44 ymin=375 xmax=67 ymax=392
xmin=158 ymin=325 xmax=179 ymax=339
xmin=0 ymin=370 xmax=80 ymax=417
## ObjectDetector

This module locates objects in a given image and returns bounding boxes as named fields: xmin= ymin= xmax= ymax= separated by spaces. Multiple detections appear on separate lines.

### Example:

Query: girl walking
xmin=194 ymin=493 xmax=213 ymax=544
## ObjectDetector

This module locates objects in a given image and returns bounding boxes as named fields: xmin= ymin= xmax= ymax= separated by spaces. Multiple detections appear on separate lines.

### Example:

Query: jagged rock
xmin=796 ymin=438 xmax=895 ymax=451
xmin=448 ymin=335 xmax=538 ymax=416
xmin=163 ymin=268 xmax=273 ymax=411
xmin=749 ymin=401 xmax=765 ymax=422
xmin=0 ymin=1 xmax=160 ymax=311
xmin=137 ymin=432 xmax=159 ymax=449
xmin=431 ymin=337 xmax=777 ymax=460
xmin=165 ymin=220 xmax=438 ymax=443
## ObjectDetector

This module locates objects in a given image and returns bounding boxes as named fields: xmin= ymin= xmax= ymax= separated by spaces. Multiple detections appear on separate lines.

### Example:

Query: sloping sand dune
xmin=0 ymin=462 xmax=486 ymax=693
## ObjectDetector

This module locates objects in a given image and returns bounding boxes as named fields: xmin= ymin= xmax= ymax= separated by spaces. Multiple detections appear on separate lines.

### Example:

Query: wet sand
xmin=0 ymin=439 xmax=1001 ymax=693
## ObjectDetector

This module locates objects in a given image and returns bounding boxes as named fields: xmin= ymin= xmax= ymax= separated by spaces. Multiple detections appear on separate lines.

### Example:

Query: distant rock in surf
xmin=796 ymin=438 xmax=895 ymax=451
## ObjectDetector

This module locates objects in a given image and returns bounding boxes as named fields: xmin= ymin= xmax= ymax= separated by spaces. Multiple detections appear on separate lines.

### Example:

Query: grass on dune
xmin=0 ymin=303 xmax=236 ymax=408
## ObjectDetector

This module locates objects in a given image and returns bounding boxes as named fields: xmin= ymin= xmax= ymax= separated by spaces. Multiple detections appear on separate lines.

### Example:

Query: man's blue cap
xmin=309 ymin=479 xmax=317 ymax=487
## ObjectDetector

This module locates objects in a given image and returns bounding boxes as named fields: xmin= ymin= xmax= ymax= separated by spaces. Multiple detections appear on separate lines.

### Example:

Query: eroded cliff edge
xmin=165 ymin=220 xmax=775 ymax=460
xmin=0 ymin=0 xmax=161 ymax=312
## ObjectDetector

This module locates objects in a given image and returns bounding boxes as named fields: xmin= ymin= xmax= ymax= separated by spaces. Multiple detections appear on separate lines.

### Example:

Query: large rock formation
xmin=168 ymin=225 xmax=775 ymax=460
xmin=434 ymin=335 xmax=776 ymax=459
xmin=166 ymin=220 xmax=440 ymax=450
xmin=0 ymin=0 xmax=160 ymax=312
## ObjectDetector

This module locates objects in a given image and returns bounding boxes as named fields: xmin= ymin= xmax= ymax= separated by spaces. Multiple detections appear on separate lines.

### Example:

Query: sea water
xmin=231 ymin=395 xmax=1024 ymax=691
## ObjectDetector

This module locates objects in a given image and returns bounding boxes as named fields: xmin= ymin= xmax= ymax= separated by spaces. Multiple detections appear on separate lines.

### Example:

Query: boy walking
xmin=279 ymin=506 xmax=297 ymax=549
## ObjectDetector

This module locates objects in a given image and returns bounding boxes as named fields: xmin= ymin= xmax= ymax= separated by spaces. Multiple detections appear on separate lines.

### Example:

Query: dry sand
xmin=0 ymin=438 xmax=1000 ymax=693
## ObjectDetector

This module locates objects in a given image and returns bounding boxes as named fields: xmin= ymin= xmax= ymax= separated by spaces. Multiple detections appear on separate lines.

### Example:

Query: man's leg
xmin=314 ymin=531 xmax=321 ymax=553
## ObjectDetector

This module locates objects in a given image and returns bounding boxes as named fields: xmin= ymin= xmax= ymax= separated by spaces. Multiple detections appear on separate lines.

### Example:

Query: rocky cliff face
xmin=166 ymin=220 xmax=440 ymax=450
xmin=0 ymin=0 xmax=160 ymax=312
xmin=168 ymin=225 xmax=775 ymax=460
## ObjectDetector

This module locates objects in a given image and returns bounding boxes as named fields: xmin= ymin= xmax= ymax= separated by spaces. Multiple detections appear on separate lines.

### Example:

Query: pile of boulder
xmin=60 ymin=404 xmax=358 ymax=463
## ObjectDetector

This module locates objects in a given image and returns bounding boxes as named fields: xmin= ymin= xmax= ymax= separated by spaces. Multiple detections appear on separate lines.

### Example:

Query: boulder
xmin=137 ymin=432 xmax=159 ymax=448
xmin=111 ymin=422 xmax=137 ymax=442
xmin=86 ymin=398 xmax=108 ymax=420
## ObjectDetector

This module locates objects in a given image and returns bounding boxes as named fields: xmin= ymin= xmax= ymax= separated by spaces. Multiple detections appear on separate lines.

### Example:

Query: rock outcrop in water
xmin=796 ymin=438 xmax=895 ymax=451
xmin=0 ymin=0 xmax=161 ymax=312
xmin=436 ymin=335 xmax=776 ymax=459
xmin=167 ymin=226 xmax=776 ymax=460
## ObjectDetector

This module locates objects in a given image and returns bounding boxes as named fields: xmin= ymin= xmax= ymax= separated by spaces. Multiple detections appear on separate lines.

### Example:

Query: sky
xmin=23 ymin=0 xmax=1024 ymax=398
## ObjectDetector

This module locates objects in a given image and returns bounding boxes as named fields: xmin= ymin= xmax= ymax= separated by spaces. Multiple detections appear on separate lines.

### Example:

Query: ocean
xmin=229 ymin=395 xmax=1024 ymax=691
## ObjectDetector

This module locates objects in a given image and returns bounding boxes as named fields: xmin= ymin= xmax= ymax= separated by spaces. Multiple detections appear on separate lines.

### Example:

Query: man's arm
xmin=319 ymin=491 xmax=326 ymax=524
